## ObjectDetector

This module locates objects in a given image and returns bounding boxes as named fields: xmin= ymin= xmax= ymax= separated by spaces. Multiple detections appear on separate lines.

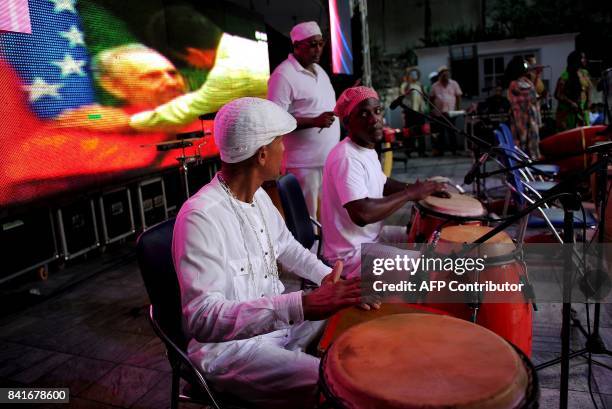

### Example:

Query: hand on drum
xmin=358 ymin=296 xmax=382 ymax=311
xmin=303 ymin=261 xmax=362 ymax=321
xmin=405 ymin=179 xmax=447 ymax=201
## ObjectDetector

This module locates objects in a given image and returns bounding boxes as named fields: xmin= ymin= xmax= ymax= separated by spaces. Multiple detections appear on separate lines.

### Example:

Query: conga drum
xmin=317 ymin=303 xmax=448 ymax=356
xmin=539 ymin=125 xmax=607 ymax=174
xmin=427 ymin=225 xmax=533 ymax=356
xmin=320 ymin=313 xmax=538 ymax=409
xmin=407 ymin=192 xmax=485 ymax=244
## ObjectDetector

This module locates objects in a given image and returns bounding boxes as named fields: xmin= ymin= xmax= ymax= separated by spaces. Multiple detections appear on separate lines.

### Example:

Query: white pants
xmin=285 ymin=167 xmax=323 ymax=220
xmin=205 ymin=320 xmax=325 ymax=408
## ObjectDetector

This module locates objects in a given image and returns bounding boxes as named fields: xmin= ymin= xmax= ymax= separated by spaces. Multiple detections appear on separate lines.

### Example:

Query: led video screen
xmin=328 ymin=0 xmax=353 ymax=75
xmin=0 ymin=0 xmax=269 ymax=208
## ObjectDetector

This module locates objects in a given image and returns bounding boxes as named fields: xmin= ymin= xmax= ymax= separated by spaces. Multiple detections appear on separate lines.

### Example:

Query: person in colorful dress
xmin=506 ymin=56 xmax=542 ymax=158
xmin=554 ymin=51 xmax=592 ymax=131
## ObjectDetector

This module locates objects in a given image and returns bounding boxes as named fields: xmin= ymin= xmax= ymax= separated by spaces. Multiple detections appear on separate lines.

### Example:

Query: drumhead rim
xmin=318 ymin=315 xmax=539 ymax=409
xmin=415 ymin=201 xmax=487 ymax=221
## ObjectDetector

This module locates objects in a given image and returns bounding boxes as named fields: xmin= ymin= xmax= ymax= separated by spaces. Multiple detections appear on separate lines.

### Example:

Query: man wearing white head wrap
xmin=268 ymin=21 xmax=339 ymax=220
xmin=321 ymin=87 xmax=446 ymax=279
xmin=173 ymin=97 xmax=361 ymax=408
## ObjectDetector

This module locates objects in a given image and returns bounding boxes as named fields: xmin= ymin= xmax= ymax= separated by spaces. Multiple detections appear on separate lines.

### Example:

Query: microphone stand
xmin=462 ymin=149 xmax=612 ymax=409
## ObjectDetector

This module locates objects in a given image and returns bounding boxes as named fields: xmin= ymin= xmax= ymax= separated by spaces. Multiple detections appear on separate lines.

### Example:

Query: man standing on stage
xmin=268 ymin=21 xmax=340 ymax=219
xmin=321 ymin=86 xmax=445 ymax=279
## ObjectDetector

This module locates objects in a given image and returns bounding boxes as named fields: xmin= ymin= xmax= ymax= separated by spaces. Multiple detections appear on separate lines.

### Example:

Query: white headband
xmin=290 ymin=21 xmax=322 ymax=43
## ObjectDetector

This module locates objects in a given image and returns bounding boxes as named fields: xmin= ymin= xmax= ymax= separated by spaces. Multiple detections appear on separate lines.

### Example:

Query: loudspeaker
xmin=99 ymin=187 xmax=135 ymax=244
xmin=56 ymin=198 xmax=99 ymax=260
xmin=0 ymin=210 xmax=59 ymax=284
xmin=137 ymin=177 xmax=168 ymax=230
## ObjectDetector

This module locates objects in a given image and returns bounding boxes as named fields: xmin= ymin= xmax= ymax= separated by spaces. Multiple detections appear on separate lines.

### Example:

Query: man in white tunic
xmin=268 ymin=21 xmax=340 ymax=219
xmin=172 ymin=97 xmax=361 ymax=408
xmin=321 ymin=87 xmax=446 ymax=279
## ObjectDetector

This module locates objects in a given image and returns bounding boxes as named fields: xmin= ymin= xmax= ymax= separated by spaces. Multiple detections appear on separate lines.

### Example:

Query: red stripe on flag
xmin=0 ymin=0 xmax=32 ymax=34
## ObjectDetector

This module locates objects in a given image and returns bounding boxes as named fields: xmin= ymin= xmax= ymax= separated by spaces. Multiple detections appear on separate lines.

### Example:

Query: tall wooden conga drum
xmin=427 ymin=225 xmax=533 ymax=356
xmin=320 ymin=314 xmax=538 ymax=409
xmin=407 ymin=193 xmax=485 ymax=244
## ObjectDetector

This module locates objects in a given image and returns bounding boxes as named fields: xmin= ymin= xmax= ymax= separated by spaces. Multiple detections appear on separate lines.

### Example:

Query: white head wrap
xmin=290 ymin=21 xmax=322 ymax=43
xmin=214 ymin=97 xmax=296 ymax=163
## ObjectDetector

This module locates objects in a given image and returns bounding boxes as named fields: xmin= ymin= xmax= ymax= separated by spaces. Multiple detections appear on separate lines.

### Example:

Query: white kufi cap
xmin=290 ymin=21 xmax=322 ymax=43
xmin=214 ymin=97 xmax=296 ymax=163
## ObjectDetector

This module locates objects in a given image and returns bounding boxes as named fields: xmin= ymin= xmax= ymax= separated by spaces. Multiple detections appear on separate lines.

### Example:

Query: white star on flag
xmin=52 ymin=54 xmax=86 ymax=77
xmin=49 ymin=0 xmax=76 ymax=14
xmin=23 ymin=78 xmax=63 ymax=102
xmin=59 ymin=25 xmax=85 ymax=48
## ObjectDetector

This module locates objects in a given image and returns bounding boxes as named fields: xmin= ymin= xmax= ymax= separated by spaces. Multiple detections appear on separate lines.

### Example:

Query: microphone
xmin=389 ymin=95 xmax=406 ymax=110
xmin=463 ymin=153 xmax=489 ymax=185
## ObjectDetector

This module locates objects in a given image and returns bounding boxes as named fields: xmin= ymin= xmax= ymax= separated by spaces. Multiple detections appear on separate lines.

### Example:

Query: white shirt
xmin=430 ymin=79 xmax=462 ymax=115
xmin=267 ymin=54 xmax=340 ymax=168
xmin=321 ymin=138 xmax=387 ymax=276
xmin=172 ymin=175 xmax=330 ymax=374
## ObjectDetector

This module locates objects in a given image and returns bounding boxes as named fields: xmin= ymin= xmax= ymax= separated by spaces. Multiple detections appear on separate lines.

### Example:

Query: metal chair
xmin=136 ymin=218 xmax=250 ymax=409
xmin=276 ymin=173 xmax=323 ymax=258
xmin=498 ymin=123 xmax=559 ymax=181
xmin=493 ymin=130 xmax=597 ymax=243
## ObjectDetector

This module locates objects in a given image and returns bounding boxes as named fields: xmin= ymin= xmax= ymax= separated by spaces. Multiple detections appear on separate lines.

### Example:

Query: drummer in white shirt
xmin=172 ymin=97 xmax=363 ymax=408
xmin=321 ymin=86 xmax=447 ymax=279
xmin=267 ymin=21 xmax=340 ymax=219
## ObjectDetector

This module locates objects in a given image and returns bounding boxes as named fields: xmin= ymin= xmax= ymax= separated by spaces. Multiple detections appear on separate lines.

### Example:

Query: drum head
xmin=437 ymin=225 xmax=515 ymax=258
xmin=323 ymin=313 xmax=529 ymax=409
xmin=420 ymin=193 xmax=485 ymax=218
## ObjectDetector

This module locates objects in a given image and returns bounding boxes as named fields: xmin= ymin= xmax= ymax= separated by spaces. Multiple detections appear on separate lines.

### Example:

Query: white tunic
xmin=172 ymin=175 xmax=330 ymax=406
xmin=321 ymin=138 xmax=387 ymax=277
xmin=267 ymin=54 xmax=340 ymax=168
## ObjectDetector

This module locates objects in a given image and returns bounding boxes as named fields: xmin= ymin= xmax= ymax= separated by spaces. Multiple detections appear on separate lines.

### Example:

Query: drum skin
xmin=426 ymin=226 xmax=533 ymax=357
xmin=539 ymin=125 xmax=607 ymax=174
xmin=321 ymin=314 xmax=531 ymax=409
xmin=318 ymin=303 xmax=448 ymax=355
xmin=407 ymin=193 xmax=485 ymax=243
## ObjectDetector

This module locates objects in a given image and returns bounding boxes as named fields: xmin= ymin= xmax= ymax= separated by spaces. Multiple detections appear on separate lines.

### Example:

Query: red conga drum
xmin=317 ymin=303 xmax=447 ymax=355
xmin=407 ymin=192 xmax=485 ymax=244
xmin=539 ymin=125 xmax=607 ymax=174
xmin=320 ymin=313 xmax=538 ymax=409
xmin=426 ymin=225 xmax=533 ymax=356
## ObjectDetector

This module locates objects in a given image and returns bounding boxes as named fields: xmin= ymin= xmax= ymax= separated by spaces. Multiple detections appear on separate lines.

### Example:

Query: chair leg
xmin=171 ymin=369 xmax=180 ymax=409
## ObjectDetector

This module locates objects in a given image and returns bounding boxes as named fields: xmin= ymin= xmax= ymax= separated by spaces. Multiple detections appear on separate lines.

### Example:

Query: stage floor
xmin=0 ymin=154 xmax=611 ymax=409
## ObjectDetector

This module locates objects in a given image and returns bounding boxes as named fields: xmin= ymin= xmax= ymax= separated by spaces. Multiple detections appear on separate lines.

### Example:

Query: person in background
xmin=485 ymin=83 xmax=511 ymax=115
xmin=400 ymin=67 xmax=427 ymax=157
xmin=268 ymin=21 xmax=340 ymax=220
xmin=526 ymin=56 xmax=546 ymax=99
xmin=554 ymin=50 xmax=592 ymax=131
xmin=506 ymin=56 xmax=542 ymax=158
xmin=429 ymin=66 xmax=463 ymax=156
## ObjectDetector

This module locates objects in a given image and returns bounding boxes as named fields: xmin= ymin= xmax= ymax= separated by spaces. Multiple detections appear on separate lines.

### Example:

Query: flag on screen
xmin=0 ymin=0 xmax=32 ymax=34
xmin=0 ymin=0 xmax=95 ymax=118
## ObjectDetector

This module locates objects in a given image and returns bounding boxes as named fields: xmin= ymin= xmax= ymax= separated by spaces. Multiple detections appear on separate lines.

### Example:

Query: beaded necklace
xmin=217 ymin=174 xmax=280 ymax=298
